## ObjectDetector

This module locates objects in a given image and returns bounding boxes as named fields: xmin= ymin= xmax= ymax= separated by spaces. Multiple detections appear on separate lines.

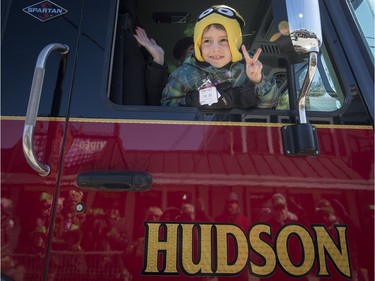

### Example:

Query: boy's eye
xmin=220 ymin=38 xmax=228 ymax=43
xmin=202 ymin=39 xmax=211 ymax=44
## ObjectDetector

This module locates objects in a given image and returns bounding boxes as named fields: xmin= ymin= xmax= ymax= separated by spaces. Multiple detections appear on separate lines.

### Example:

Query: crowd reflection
xmin=0 ymin=189 xmax=373 ymax=281
xmin=2 ymin=197 xmax=25 ymax=281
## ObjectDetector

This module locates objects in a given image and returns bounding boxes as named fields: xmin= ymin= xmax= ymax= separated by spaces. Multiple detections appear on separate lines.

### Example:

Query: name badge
xmin=199 ymin=86 xmax=218 ymax=106
xmin=198 ymin=78 xmax=220 ymax=106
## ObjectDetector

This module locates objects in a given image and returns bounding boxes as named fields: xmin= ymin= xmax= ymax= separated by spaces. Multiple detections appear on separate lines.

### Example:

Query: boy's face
xmin=200 ymin=25 xmax=232 ymax=68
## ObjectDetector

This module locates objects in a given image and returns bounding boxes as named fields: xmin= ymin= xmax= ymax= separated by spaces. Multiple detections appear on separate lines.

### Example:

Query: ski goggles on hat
xmin=197 ymin=6 xmax=245 ymax=28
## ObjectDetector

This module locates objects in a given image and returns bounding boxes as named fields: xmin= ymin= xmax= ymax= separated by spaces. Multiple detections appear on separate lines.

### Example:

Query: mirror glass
xmin=285 ymin=0 xmax=322 ymax=54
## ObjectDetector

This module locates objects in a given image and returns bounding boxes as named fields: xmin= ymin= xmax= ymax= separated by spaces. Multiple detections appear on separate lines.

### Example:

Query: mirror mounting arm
xmin=282 ymin=52 xmax=320 ymax=156
xmin=298 ymin=52 xmax=318 ymax=124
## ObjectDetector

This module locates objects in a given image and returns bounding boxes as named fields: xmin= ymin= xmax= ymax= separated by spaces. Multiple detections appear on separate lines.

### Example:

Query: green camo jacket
xmin=161 ymin=55 xmax=280 ymax=108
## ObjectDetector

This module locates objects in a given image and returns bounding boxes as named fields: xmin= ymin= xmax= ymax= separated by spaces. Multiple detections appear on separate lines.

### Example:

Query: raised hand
xmin=241 ymin=45 xmax=263 ymax=84
xmin=134 ymin=27 xmax=165 ymax=65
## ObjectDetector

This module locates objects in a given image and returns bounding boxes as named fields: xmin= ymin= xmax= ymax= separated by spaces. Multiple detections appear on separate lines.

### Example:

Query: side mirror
xmin=272 ymin=0 xmax=322 ymax=64
xmin=272 ymin=0 xmax=322 ymax=156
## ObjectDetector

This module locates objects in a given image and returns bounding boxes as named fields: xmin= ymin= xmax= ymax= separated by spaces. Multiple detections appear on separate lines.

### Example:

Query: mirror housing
xmin=272 ymin=0 xmax=322 ymax=64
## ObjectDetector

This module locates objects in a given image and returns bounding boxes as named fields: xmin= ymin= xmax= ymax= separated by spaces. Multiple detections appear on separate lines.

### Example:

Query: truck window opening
xmin=108 ymin=0 xmax=346 ymax=115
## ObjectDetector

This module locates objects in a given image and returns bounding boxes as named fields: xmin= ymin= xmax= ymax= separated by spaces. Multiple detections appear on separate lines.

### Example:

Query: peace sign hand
xmin=241 ymin=45 xmax=263 ymax=84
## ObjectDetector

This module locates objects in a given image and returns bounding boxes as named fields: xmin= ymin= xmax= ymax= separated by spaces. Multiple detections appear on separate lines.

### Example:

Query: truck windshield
xmin=348 ymin=0 xmax=375 ymax=61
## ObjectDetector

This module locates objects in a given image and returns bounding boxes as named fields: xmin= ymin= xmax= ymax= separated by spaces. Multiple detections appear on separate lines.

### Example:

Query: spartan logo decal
xmin=23 ymin=1 xmax=67 ymax=22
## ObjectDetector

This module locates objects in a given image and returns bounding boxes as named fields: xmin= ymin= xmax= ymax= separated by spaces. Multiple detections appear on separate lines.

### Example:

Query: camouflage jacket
xmin=161 ymin=55 xmax=280 ymax=108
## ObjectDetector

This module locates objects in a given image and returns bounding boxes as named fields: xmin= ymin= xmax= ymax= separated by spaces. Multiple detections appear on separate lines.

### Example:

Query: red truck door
xmin=1 ymin=1 xmax=103 ymax=280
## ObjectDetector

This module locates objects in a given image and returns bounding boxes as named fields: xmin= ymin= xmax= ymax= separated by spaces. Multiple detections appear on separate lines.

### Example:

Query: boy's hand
xmin=241 ymin=45 xmax=263 ymax=84
xmin=134 ymin=27 xmax=165 ymax=65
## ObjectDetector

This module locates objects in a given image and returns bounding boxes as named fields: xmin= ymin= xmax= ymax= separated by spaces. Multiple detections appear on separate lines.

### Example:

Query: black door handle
xmin=76 ymin=171 xmax=152 ymax=191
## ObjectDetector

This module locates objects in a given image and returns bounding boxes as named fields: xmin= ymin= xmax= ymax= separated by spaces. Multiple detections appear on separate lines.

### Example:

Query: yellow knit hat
xmin=194 ymin=5 xmax=245 ymax=63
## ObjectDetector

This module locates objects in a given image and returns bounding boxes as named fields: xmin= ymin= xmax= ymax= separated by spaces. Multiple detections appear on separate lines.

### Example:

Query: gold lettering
xmin=314 ymin=225 xmax=351 ymax=278
xmin=276 ymin=225 xmax=314 ymax=276
xmin=215 ymin=224 xmax=248 ymax=274
xmin=249 ymin=224 xmax=276 ymax=276
xmin=141 ymin=223 xmax=352 ymax=279
xmin=181 ymin=224 xmax=213 ymax=274
xmin=143 ymin=223 xmax=178 ymax=273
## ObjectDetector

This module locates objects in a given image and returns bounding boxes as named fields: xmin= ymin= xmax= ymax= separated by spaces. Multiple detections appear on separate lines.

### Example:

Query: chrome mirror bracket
xmin=272 ymin=0 xmax=322 ymax=156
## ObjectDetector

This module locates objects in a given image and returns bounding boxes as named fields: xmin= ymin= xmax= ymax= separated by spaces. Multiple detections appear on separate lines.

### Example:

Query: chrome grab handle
xmin=23 ymin=43 xmax=69 ymax=176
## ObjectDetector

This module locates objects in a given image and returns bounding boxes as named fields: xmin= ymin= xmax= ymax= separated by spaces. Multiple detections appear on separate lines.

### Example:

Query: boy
xmin=161 ymin=5 xmax=280 ymax=109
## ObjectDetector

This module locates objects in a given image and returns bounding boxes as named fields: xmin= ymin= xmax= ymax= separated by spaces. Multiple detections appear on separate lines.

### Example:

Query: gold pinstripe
xmin=1 ymin=116 xmax=373 ymax=130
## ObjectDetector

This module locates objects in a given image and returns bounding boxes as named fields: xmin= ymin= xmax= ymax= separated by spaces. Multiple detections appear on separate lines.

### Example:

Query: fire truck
xmin=1 ymin=0 xmax=374 ymax=280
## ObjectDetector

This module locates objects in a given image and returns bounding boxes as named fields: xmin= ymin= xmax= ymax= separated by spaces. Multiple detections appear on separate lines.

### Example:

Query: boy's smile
xmin=200 ymin=25 xmax=232 ymax=68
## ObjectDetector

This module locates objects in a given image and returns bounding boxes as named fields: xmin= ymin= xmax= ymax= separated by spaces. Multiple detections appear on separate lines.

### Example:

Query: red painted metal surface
xmin=1 ymin=118 xmax=374 ymax=280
